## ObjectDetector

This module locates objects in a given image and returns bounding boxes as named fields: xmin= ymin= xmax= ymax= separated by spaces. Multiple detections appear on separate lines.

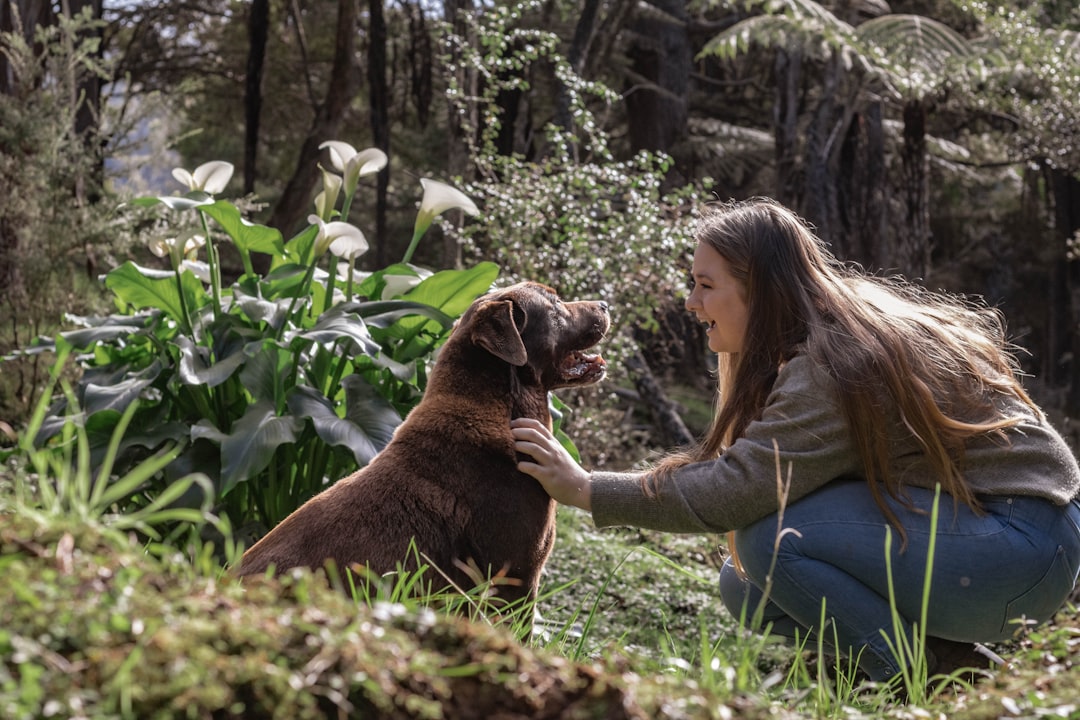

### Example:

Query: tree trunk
xmin=1047 ymin=168 xmax=1080 ymax=414
xmin=442 ymin=0 xmax=475 ymax=269
xmin=897 ymin=98 xmax=931 ymax=279
xmin=625 ymin=351 xmax=695 ymax=448
xmin=368 ymin=0 xmax=390 ymax=267
xmin=838 ymin=101 xmax=887 ymax=269
xmin=267 ymin=0 xmax=359 ymax=239
xmin=554 ymin=0 xmax=602 ymax=133
xmin=623 ymin=0 xmax=691 ymax=161
xmin=406 ymin=1 xmax=433 ymax=128
xmin=243 ymin=0 xmax=269 ymax=195
xmin=772 ymin=48 xmax=802 ymax=207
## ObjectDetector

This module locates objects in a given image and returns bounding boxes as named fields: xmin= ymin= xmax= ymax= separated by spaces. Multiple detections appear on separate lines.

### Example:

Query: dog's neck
xmin=426 ymin=339 xmax=552 ymax=426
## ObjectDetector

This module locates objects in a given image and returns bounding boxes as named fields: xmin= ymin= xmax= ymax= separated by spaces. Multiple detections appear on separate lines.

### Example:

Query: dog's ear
xmin=470 ymin=299 xmax=528 ymax=366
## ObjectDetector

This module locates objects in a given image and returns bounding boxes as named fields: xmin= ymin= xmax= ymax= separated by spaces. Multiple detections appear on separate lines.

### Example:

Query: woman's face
xmin=685 ymin=241 xmax=749 ymax=354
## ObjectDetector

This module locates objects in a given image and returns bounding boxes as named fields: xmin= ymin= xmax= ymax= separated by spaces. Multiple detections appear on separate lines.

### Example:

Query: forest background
xmin=2 ymin=0 xmax=1080 ymax=462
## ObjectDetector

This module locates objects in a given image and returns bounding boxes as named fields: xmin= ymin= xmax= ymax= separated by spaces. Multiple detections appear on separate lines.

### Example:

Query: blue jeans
xmin=718 ymin=479 xmax=1080 ymax=681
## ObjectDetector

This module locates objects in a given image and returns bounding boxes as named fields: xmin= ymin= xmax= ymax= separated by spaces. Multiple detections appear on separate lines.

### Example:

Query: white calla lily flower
xmin=403 ymin=178 xmax=480 ymax=263
xmin=314 ymin=166 xmax=344 ymax=221
xmin=329 ymin=232 xmax=369 ymax=261
xmin=181 ymin=259 xmax=212 ymax=283
xmin=308 ymin=215 xmax=368 ymax=259
xmin=148 ymin=231 xmax=207 ymax=268
xmin=380 ymin=272 xmax=426 ymax=300
xmin=319 ymin=142 xmax=387 ymax=198
xmin=172 ymin=161 xmax=235 ymax=194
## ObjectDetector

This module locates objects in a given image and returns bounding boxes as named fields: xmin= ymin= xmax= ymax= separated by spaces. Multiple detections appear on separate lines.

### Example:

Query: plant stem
xmin=198 ymin=211 xmax=223 ymax=321
xmin=401 ymin=227 xmax=425 ymax=264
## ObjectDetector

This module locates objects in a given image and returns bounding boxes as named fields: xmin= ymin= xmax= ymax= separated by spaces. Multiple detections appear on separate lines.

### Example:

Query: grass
xmin=4 ymin=467 xmax=1080 ymax=718
xmin=4 ymin=382 xmax=1080 ymax=717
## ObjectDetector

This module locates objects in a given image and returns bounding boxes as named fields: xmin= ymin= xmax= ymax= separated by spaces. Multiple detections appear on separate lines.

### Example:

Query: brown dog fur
xmin=236 ymin=282 xmax=610 ymax=606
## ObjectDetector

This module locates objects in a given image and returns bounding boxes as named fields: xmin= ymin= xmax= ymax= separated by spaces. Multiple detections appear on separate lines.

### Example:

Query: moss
xmin=4 ymin=510 xmax=1080 ymax=719
xmin=0 ymin=513 xmax=730 ymax=719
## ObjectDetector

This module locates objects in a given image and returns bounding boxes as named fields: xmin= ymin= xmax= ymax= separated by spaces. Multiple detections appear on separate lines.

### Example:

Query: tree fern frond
xmin=857 ymin=14 xmax=973 ymax=67
xmin=697 ymin=14 xmax=803 ymax=62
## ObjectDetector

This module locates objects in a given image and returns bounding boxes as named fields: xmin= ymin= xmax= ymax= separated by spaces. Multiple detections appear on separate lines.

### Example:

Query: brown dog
xmin=236 ymin=282 xmax=609 ymax=606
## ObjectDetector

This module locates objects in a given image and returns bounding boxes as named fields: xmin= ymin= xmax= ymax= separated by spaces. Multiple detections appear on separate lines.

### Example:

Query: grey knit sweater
xmin=591 ymin=354 xmax=1080 ymax=533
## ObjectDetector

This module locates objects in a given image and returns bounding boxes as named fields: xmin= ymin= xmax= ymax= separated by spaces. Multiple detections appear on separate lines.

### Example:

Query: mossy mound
xmin=0 ymin=513 xmax=767 ymax=720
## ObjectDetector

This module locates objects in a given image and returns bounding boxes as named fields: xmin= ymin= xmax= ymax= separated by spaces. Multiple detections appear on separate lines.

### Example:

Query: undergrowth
xmin=3 ymin=374 xmax=1080 ymax=718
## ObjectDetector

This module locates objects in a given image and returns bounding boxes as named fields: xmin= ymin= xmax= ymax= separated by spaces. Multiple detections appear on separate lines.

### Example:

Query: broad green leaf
xmin=127 ymin=192 xmax=216 ymax=211
xmin=286 ymin=382 xmax=400 ymax=467
xmin=239 ymin=340 xmax=291 ymax=403
xmin=214 ymin=401 xmax=302 ymax=494
xmin=175 ymin=335 xmax=246 ymax=387
xmin=83 ymin=361 xmax=162 ymax=416
xmin=403 ymin=262 xmax=499 ymax=318
xmin=293 ymin=312 xmax=381 ymax=356
xmin=200 ymin=200 xmax=285 ymax=256
xmin=342 ymin=375 xmax=402 ymax=456
xmin=355 ymin=263 xmax=426 ymax=299
xmin=279 ymin=224 xmax=319 ymax=267
xmin=57 ymin=314 xmax=153 ymax=352
xmin=348 ymin=300 xmax=455 ymax=330
xmin=262 ymin=263 xmax=310 ymax=300
xmin=233 ymin=287 xmax=291 ymax=327
xmin=105 ymin=262 xmax=209 ymax=321
xmin=379 ymin=263 xmax=497 ymax=349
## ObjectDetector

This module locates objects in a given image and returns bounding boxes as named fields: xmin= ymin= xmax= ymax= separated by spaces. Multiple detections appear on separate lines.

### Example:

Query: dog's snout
xmin=598 ymin=301 xmax=609 ymax=313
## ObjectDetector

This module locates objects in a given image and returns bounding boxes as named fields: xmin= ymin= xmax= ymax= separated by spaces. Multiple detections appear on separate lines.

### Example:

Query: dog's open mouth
xmin=559 ymin=350 xmax=607 ymax=383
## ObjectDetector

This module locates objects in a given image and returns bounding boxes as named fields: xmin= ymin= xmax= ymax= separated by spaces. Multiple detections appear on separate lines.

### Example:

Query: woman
xmin=511 ymin=197 xmax=1080 ymax=684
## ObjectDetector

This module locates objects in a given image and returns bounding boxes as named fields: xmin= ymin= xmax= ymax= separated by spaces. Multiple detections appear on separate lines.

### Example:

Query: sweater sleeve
xmin=590 ymin=354 xmax=863 ymax=533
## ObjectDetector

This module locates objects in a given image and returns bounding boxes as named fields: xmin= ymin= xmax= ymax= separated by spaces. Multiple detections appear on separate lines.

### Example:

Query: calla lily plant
xmin=30 ymin=138 xmax=492 ymax=533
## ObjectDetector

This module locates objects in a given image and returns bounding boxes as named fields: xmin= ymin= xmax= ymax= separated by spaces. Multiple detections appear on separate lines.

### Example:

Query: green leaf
xmin=262 ymin=263 xmax=311 ymax=300
xmin=233 ymin=286 xmax=291 ymax=327
xmin=550 ymin=393 xmax=581 ymax=462
xmin=127 ymin=192 xmax=216 ymax=211
xmin=200 ymin=200 xmax=285 ymax=256
xmin=286 ymin=381 xmax=400 ymax=467
xmin=238 ymin=340 xmax=291 ymax=403
xmin=83 ymin=361 xmax=163 ymax=416
xmin=371 ymin=264 xmax=498 ymax=359
xmin=105 ymin=262 xmax=208 ymax=321
xmin=342 ymin=375 xmax=402 ymax=458
xmin=294 ymin=311 xmax=381 ymax=356
xmin=279 ymin=224 xmax=319 ymax=267
xmin=402 ymin=262 xmax=499 ymax=319
xmin=350 ymin=300 xmax=455 ymax=330
xmin=209 ymin=402 xmax=302 ymax=494
xmin=175 ymin=335 xmax=246 ymax=387
xmin=58 ymin=315 xmax=154 ymax=351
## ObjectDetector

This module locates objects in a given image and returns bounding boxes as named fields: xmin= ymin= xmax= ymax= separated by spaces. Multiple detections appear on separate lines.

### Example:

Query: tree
xmin=267 ymin=0 xmax=359 ymax=237
xmin=243 ymin=0 xmax=270 ymax=195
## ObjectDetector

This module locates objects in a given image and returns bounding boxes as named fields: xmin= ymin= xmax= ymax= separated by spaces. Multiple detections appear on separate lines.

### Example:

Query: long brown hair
xmin=650 ymin=198 xmax=1038 ymax=547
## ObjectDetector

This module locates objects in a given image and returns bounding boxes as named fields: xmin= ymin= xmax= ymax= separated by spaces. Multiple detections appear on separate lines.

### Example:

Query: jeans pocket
xmin=1001 ymin=546 xmax=1075 ymax=637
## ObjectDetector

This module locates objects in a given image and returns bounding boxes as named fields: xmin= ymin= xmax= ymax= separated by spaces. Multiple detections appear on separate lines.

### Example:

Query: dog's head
xmin=461 ymin=281 xmax=610 ymax=390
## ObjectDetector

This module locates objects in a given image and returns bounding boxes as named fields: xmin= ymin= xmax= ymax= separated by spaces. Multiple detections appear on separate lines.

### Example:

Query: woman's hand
xmin=510 ymin=418 xmax=592 ymax=511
